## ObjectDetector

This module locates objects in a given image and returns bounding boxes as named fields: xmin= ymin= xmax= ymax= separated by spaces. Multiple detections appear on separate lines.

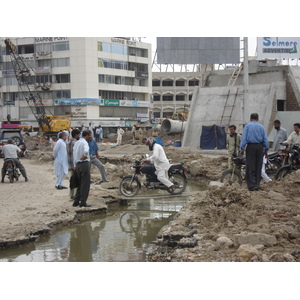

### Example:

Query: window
xmin=98 ymin=42 xmax=128 ymax=55
xmin=176 ymin=80 xmax=185 ymax=86
xmin=54 ymin=74 xmax=70 ymax=83
xmin=99 ymin=74 xmax=133 ymax=86
xmin=112 ymin=44 xmax=127 ymax=55
xmin=52 ymin=58 xmax=70 ymax=67
xmin=277 ymin=100 xmax=285 ymax=111
xmin=128 ymin=47 xmax=148 ymax=58
xmin=35 ymin=43 xmax=52 ymax=55
xmin=153 ymin=95 xmax=160 ymax=101
xmin=18 ymin=44 xmax=34 ymax=54
xmin=162 ymin=80 xmax=173 ymax=86
xmin=176 ymin=94 xmax=185 ymax=101
xmin=3 ymin=77 xmax=18 ymax=86
xmin=189 ymin=79 xmax=199 ymax=86
xmin=52 ymin=41 xmax=69 ymax=51
xmin=153 ymin=112 xmax=160 ymax=118
xmin=99 ymin=58 xmax=128 ymax=70
xmin=37 ymin=59 xmax=51 ymax=68
xmin=54 ymin=90 xmax=71 ymax=98
xmin=162 ymin=95 xmax=173 ymax=101
xmin=152 ymin=80 xmax=160 ymax=86
xmin=36 ymin=75 xmax=52 ymax=84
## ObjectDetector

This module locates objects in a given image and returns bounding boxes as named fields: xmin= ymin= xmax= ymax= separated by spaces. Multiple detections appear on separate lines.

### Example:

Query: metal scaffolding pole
xmin=243 ymin=37 xmax=249 ymax=124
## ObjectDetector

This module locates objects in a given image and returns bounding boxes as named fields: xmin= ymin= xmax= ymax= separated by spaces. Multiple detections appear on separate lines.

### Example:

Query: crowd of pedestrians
xmin=52 ymin=127 xmax=110 ymax=208
xmin=226 ymin=113 xmax=300 ymax=192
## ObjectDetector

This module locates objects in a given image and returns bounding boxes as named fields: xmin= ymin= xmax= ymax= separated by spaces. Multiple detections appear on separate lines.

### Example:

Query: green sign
xmin=101 ymin=99 xmax=120 ymax=106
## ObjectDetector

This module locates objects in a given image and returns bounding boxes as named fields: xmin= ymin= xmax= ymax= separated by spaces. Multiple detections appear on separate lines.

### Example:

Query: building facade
xmin=0 ymin=37 xmax=152 ymax=131
xmin=151 ymin=71 xmax=201 ymax=120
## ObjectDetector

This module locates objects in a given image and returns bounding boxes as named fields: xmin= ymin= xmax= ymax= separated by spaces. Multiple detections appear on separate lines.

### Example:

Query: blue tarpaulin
xmin=200 ymin=124 xmax=226 ymax=149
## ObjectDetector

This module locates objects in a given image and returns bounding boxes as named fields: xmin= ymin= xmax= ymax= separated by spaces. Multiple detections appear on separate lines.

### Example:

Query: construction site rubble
xmin=0 ymin=133 xmax=300 ymax=263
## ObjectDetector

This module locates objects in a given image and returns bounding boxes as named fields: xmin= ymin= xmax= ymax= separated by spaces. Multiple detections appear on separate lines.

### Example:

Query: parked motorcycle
xmin=278 ymin=142 xmax=296 ymax=166
xmin=3 ymin=158 xmax=20 ymax=183
xmin=220 ymin=154 xmax=281 ymax=185
xmin=275 ymin=144 xmax=300 ymax=179
xmin=119 ymin=157 xmax=188 ymax=197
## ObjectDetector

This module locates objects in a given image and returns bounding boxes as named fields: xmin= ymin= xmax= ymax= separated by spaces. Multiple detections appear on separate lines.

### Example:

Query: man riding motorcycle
xmin=1 ymin=139 xmax=28 ymax=183
xmin=143 ymin=137 xmax=175 ymax=193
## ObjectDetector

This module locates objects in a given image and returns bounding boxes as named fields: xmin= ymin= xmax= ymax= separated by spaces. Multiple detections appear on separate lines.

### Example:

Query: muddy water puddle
xmin=0 ymin=182 xmax=205 ymax=262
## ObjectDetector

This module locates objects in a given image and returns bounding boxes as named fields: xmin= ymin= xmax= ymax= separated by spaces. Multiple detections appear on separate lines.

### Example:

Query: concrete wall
xmin=182 ymin=82 xmax=285 ymax=148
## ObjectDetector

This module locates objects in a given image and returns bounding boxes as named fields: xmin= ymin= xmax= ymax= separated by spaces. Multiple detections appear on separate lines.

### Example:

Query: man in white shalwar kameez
xmin=117 ymin=126 xmax=124 ymax=145
xmin=53 ymin=132 xmax=69 ymax=189
xmin=144 ymin=137 xmax=175 ymax=192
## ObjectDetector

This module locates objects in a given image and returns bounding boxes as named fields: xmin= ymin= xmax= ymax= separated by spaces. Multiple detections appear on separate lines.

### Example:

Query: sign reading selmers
xmin=257 ymin=37 xmax=300 ymax=59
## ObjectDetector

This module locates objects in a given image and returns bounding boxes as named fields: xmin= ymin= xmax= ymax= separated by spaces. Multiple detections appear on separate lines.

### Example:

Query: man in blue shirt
xmin=240 ymin=113 xmax=269 ymax=191
xmin=88 ymin=132 xmax=109 ymax=183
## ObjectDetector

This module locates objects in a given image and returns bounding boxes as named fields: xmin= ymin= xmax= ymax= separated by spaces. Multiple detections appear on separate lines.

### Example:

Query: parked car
xmin=0 ymin=129 xmax=27 ymax=158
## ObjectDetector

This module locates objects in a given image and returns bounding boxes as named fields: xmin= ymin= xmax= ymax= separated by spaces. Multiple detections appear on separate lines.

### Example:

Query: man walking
xmin=240 ymin=113 xmax=269 ymax=191
xmin=88 ymin=132 xmax=109 ymax=183
xmin=72 ymin=130 xmax=91 ymax=207
xmin=226 ymin=125 xmax=241 ymax=168
xmin=1 ymin=139 xmax=28 ymax=182
xmin=53 ymin=132 xmax=68 ymax=189
xmin=272 ymin=120 xmax=287 ymax=152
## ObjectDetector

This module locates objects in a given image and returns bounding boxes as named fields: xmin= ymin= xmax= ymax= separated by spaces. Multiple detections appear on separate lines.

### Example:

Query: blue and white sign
xmin=257 ymin=37 xmax=300 ymax=59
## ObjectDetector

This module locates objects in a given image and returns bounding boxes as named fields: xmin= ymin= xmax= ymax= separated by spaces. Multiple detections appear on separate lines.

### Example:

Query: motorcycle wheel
xmin=168 ymin=173 xmax=187 ymax=195
xmin=119 ymin=175 xmax=141 ymax=197
xmin=220 ymin=169 xmax=242 ymax=185
xmin=275 ymin=166 xmax=292 ymax=180
xmin=119 ymin=212 xmax=141 ymax=233
xmin=265 ymin=160 xmax=281 ymax=178
xmin=8 ymin=173 xmax=14 ymax=183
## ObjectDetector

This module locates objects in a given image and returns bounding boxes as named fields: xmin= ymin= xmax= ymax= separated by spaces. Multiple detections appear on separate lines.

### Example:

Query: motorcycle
xmin=278 ymin=142 xmax=296 ymax=166
xmin=275 ymin=144 xmax=300 ymax=179
xmin=3 ymin=158 xmax=20 ymax=183
xmin=119 ymin=157 xmax=188 ymax=197
xmin=220 ymin=153 xmax=281 ymax=185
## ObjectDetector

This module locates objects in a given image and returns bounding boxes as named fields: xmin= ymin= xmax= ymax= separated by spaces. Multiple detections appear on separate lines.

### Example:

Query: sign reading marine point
xmin=257 ymin=37 xmax=300 ymax=59
xmin=35 ymin=37 xmax=68 ymax=43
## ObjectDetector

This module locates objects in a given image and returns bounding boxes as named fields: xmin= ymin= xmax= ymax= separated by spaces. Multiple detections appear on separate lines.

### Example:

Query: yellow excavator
xmin=166 ymin=112 xmax=189 ymax=121
xmin=4 ymin=38 xmax=71 ymax=134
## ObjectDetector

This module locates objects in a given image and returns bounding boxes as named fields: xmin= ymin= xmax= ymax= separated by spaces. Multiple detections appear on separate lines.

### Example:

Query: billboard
xmin=257 ymin=37 xmax=300 ymax=59
xmin=157 ymin=37 xmax=240 ymax=64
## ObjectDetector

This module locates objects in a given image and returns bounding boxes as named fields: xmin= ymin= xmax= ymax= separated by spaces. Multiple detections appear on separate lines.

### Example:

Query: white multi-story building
xmin=0 ymin=37 xmax=152 ymax=131
xmin=151 ymin=71 xmax=201 ymax=120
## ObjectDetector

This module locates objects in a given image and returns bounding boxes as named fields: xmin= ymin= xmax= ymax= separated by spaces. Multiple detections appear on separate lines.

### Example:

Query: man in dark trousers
xmin=72 ymin=130 xmax=91 ymax=207
xmin=240 ymin=113 xmax=269 ymax=191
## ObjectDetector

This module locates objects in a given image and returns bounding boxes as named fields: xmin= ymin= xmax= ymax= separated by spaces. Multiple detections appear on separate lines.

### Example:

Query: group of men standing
xmin=227 ymin=113 xmax=300 ymax=191
xmin=53 ymin=128 xmax=109 ymax=208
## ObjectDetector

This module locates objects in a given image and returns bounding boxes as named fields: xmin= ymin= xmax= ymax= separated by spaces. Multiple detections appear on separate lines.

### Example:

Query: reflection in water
xmin=0 ymin=183 xmax=204 ymax=262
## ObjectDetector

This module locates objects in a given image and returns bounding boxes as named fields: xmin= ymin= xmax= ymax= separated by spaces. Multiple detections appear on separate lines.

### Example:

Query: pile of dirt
xmin=147 ymin=170 xmax=300 ymax=262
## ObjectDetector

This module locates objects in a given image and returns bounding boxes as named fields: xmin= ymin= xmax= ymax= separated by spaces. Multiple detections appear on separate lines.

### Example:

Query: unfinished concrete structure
xmin=182 ymin=59 xmax=300 ymax=148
